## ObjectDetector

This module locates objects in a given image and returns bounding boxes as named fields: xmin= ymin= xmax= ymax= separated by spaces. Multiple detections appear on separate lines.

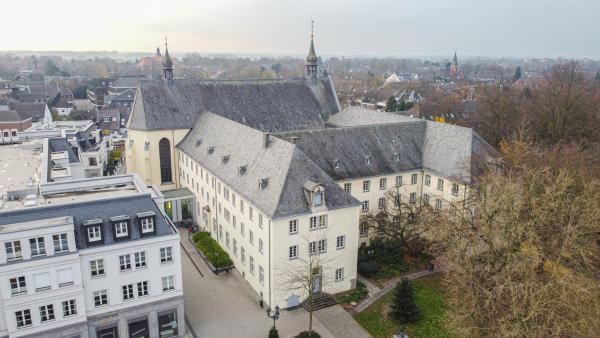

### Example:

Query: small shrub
xmin=390 ymin=278 xmax=421 ymax=323
xmin=268 ymin=327 xmax=279 ymax=338
xmin=358 ymin=262 xmax=380 ymax=277
xmin=295 ymin=331 xmax=321 ymax=338
xmin=338 ymin=287 xmax=369 ymax=304
xmin=192 ymin=231 xmax=233 ymax=268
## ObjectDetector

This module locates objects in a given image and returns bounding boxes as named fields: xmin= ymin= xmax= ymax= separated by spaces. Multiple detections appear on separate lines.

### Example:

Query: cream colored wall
xmin=126 ymin=128 xmax=189 ymax=190
xmin=338 ymin=170 xmax=466 ymax=244
xmin=177 ymin=151 xmax=360 ymax=309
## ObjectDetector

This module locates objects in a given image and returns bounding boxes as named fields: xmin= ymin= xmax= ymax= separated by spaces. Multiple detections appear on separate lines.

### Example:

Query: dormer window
xmin=313 ymin=191 xmax=324 ymax=206
xmin=222 ymin=155 xmax=230 ymax=164
xmin=239 ymin=165 xmax=247 ymax=175
xmin=115 ymin=222 xmax=128 ymax=237
xmin=393 ymin=153 xmax=400 ymax=161
xmin=196 ymin=139 xmax=203 ymax=146
xmin=259 ymin=178 xmax=269 ymax=190
xmin=208 ymin=146 xmax=215 ymax=155
xmin=137 ymin=211 xmax=156 ymax=236
xmin=88 ymin=225 xmax=102 ymax=242
xmin=364 ymin=156 xmax=372 ymax=165
xmin=333 ymin=160 xmax=341 ymax=169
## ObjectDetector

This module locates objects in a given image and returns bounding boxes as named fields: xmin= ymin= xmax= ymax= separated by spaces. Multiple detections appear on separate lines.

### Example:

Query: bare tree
xmin=276 ymin=232 xmax=332 ymax=338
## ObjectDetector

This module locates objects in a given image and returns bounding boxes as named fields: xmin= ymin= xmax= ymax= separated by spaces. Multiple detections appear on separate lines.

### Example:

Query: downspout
xmin=268 ymin=219 xmax=272 ymax=308
xmin=172 ymin=128 xmax=179 ymax=188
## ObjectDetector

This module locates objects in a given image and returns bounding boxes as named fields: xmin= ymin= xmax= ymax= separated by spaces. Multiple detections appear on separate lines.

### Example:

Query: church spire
xmin=162 ymin=37 xmax=173 ymax=83
xmin=305 ymin=20 xmax=318 ymax=82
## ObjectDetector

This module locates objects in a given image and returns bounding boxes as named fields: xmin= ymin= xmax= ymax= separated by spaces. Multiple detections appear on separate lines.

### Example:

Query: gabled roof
xmin=111 ymin=75 xmax=150 ymax=89
xmin=128 ymin=78 xmax=339 ymax=132
xmin=274 ymin=120 xmax=497 ymax=184
xmin=0 ymin=110 xmax=24 ymax=122
xmin=327 ymin=107 xmax=419 ymax=127
xmin=176 ymin=112 xmax=359 ymax=219
xmin=0 ymin=194 xmax=175 ymax=250
xmin=13 ymin=102 xmax=47 ymax=122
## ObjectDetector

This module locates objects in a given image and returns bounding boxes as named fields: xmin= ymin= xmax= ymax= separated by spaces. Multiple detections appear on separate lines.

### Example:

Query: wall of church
xmin=126 ymin=129 xmax=190 ymax=190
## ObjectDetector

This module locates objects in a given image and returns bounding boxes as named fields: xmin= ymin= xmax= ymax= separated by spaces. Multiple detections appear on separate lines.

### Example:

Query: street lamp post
xmin=266 ymin=305 xmax=280 ymax=330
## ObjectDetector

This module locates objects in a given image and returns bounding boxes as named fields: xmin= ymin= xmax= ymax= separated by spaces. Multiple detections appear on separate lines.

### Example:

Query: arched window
xmin=159 ymin=138 xmax=173 ymax=184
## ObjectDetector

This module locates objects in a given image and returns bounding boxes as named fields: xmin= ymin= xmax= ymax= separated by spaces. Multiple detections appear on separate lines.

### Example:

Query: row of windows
xmin=361 ymin=194 xmax=445 ymax=213
xmin=225 ymin=238 xmax=265 ymax=286
xmin=15 ymin=299 xmax=77 ymax=329
xmin=288 ymin=235 xmax=346 ymax=259
xmin=287 ymin=214 xmax=327 ymax=235
xmin=93 ymin=275 xmax=175 ymax=308
xmin=345 ymin=174 xmax=460 ymax=196
xmin=4 ymin=234 xmax=69 ymax=261
xmin=9 ymin=268 xmax=74 ymax=297
xmin=85 ymin=216 xmax=155 ymax=245
xmin=90 ymin=246 xmax=173 ymax=277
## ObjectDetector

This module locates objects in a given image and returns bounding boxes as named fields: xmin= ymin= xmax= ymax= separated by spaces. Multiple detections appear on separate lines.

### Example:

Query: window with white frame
xmin=318 ymin=239 xmax=327 ymax=253
xmin=137 ymin=281 xmax=149 ymax=297
xmin=62 ymin=299 xmax=76 ymax=317
xmin=241 ymin=247 xmax=246 ymax=264
xmin=40 ymin=304 xmax=55 ymax=323
xmin=53 ymin=233 xmax=69 ymax=252
xmin=115 ymin=222 xmax=128 ymax=237
xmin=233 ymin=239 xmax=238 ymax=256
xmin=335 ymin=268 xmax=344 ymax=282
xmin=240 ymin=223 xmax=245 ymax=237
xmin=160 ymin=247 xmax=173 ymax=263
xmin=423 ymin=193 xmax=430 ymax=204
xmin=379 ymin=178 xmax=387 ymax=190
xmin=122 ymin=284 xmax=134 ymax=301
xmin=394 ymin=194 xmax=400 ymax=206
xmin=15 ymin=309 xmax=32 ymax=328
xmin=249 ymin=230 xmax=254 ymax=245
xmin=162 ymin=276 xmax=175 ymax=292
xmin=5 ymin=241 xmax=22 ymax=260
xmin=319 ymin=215 xmax=327 ymax=228
xmin=395 ymin=175 xmax=402 ymax=187
xmin=29 ymin=237 xmax=46 ymax=256
xmin=360 ymin=223 xmax=368 ymax=237
xmin=259 ymin=214 xmax=264 ymax=228
xmin=232 ymin=215 xmax=237 ymax=229
xmin=410 ymin=192 xmax=417 ymax=203
xmin=452 ymin=183 xmax=459 ymax=196
xmin=289 ymin=245 xmax=298 ymax=259
xmin=119 ymin=254 xmax=131 ymax=271
xmin=134 ymin=252 xmax=147 ymax=268
xmin=289 ymin=219 xmax=298 ymax=234
xmin=336 ymin=235 xmax=345 ymax=249
xmin=361 ymin=201 xmax=369 ymax=212
xmin=10 ymin=276 xmax=27 ymax=295
xmin=343 ymin=183 xmax=351 ymax=194
xmin=425 ymin=174 xmax=431 ymax=186
xmin=90 ymin=259 xmax=105 ymax=277
xmin=411 ymin=173 xmax=418 ymax=184
xmin=365 ymin=156 xmax=372 ymax=165
xmin=309 ymin=216 xmax=318 ymax=230
xmin=259 ymin=266 xmax=264 ymax=285
xmin=308 ymin=241 xmax=317 ymax=255
xmin=87 ymin=225 xmax=102 ymax=242
xmin=259 ymin=239 xmax=264 ymax=254
xmin=141 ymin=218 xmax=154 ymax=233
xmin=378 ymin=197 xmax=386 ymax=209
xmin=437 ymin=178 xmax=444 ymax=191
xmin=226 ymin=232 xmax=230 ymax=248
xmin=249 ymin=256 xmax=255 ymax=274
xmin=249 ymin=207 xmax=254 ymax=220
xmin=436 ymin=198 xmax=443 ymax=209
xmin=313 ymin=191 xmax=323 ymax=206
xmin=362 ymin=180 xmax=370 ymax=192
xmin=94 ymin=290 xmax=108 ymax=307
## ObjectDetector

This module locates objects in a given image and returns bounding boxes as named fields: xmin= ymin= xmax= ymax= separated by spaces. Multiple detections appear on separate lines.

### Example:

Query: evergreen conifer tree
xmin=390 ymin=278 xmax=420 ymax=323
xmin=513 ymin=66 xmax=522 ymax=82
xmin=385 ymin=96 xmax=397 ymax=112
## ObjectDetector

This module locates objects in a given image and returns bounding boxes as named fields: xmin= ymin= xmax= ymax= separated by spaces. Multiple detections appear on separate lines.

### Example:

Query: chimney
xmin=263 ymin=133 xmax=271 ymax=148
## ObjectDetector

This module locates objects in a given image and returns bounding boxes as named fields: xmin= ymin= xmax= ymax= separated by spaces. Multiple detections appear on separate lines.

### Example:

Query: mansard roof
xmin=0 ymin=194 xmax=176 ymax=249
xmin=176 ymin=112 xmax=359 ymax=219
xmin=128 ymin=78 xmax=340 ymax=132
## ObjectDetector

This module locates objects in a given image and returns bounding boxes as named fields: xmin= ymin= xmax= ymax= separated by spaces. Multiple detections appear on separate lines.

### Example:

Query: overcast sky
xmin=3 ymin=0 xmax=599 ymax=58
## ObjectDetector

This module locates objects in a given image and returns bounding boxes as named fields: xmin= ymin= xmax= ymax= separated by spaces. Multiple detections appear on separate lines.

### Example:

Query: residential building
xmin=0 ymin=174 xmax=185 ymax=338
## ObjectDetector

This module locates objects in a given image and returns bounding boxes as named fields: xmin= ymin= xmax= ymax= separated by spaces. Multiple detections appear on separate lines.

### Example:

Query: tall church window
xmin=159 ymin=138 xmax=173 ymax=183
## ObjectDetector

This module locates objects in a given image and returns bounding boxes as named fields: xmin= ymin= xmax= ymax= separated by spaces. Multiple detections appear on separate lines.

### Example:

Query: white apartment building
xmin=0 ymin=175 xmax=185 ymax=338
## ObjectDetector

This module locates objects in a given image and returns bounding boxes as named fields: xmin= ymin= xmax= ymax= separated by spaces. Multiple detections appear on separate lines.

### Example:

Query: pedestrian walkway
xmin=353 ymin=269 xmax=441 ymax=313
xmin=357 ymin=275 xmax=380 ymax=294
xmin=315 ymin=305 xmax=371 ymax=338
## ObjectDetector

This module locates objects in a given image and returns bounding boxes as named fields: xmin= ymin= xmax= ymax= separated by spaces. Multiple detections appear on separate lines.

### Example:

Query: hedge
xmin=192 ymin=232 xmax=234 ymax=268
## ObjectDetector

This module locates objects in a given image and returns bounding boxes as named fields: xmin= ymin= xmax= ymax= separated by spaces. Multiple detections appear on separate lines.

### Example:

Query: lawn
xmin=354 ymin=274 xmax=453 ymax=338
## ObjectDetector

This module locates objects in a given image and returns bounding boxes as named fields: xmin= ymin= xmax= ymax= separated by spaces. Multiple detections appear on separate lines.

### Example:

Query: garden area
xmin=191 ymin=231 xmax=234 ymax=269
xmin=358 ymin=238 xmax=432 ymax=287
xmin=335 ymin=281 xmax=369 ymax=309
xmin=354 ymin=275 xmax=453 ymax=338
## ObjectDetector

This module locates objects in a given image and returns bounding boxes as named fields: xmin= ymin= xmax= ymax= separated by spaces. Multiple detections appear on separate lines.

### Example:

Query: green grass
xmin=355 ymin=275 xmax=453 ymax=338
xmin=337 ymin=286 xmax=369 ymax=304
xmin=192 ymin=232 xmax=234 ymax=268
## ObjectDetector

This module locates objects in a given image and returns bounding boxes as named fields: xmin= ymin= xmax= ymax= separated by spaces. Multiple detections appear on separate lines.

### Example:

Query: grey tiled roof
xmin=13 ymin=102 xmax=47 ymax=122
xmin=327 ymin=107 xmax=419 ymax=127
xmin=0 ymin=194 xmax=175 ymax=249
xmin=0 ymin=110 xmax=22 ymax=122
xmin=129 ymin=78 xmax=339 ymax=132
xmin=274 ymin=121 xmax=497 ymax=184
xmin=176 ymin=112 xmax=359 ymax=219
xmin=111 ymin=76 xmax=149 ymax=89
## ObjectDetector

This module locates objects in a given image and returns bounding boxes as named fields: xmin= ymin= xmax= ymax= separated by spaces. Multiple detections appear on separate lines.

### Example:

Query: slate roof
xmin=12 ymin=103 xmax=47 ymax=122
xmin=0 ymin=194 xmax=175 ymax=250
xmin=48 ymin=138 xmax=79 ymax=163
xmin=327 ymin=107 xmax=419 ymax=127
xmin=106 ymin=89 xmax=136 ymax=105
xmin=111 ymin=76 xmax=150 ymax=89
xmin=176 ymin=112 xmax=360 ymax=219
xmin=274 ymin=120 xmax=497 ymax=184
xmin=129 ymin=78 xmax=340 ymax=132
xmin=0 ymin=110 xmax=23 ymax=122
